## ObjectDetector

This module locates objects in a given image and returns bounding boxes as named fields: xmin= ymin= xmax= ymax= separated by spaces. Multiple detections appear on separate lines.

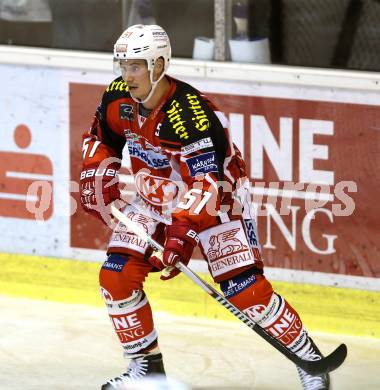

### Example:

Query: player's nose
xmin=124 ymin=74 xmax=133 ymax=84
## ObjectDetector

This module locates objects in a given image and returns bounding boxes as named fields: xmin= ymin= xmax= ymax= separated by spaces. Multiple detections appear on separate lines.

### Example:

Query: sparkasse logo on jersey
xmin=127 ymin=140 xmax=170 ymax=169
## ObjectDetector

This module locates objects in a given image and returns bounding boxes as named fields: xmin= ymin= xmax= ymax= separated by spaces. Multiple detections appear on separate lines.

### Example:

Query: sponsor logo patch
xmin=118 ymin=290 xmax=141 ymax=308
xmin=100 ymin=287 xmax=113 ymax=303
xmin=120 ymin=103 xmax=134 ymax=120
xmin=80 ymin=168 xmax=117 ymax=180
xmin=186 ymin=93 xmax=210 ymax=131
xmin=152 ymin=31 xmax=167 ymax=37
xmin=124 ymin=129 xmax=139 ymax=140
xmin=106 ymin=80 xmax=128 ymax=92
xmin=115 ymin=44 xmax=128 ymax=53
xmin=207 ymin=227 xmax=248 ymax=261
xmin=199 ymin=219 xmax=255 ymax=278
xmin=144 ymin=140 xmax=162 ymax=153
xmin=122 ymin=338 xmax=149 ymax=351
xmin=244 ymin=219 xmax=259 ymax=247
xmin=254 ymin=294 xmax=281 ymax=326
xmin=181 ymin=137 xmax=213 ymax=156
xmin=128 ymin=140 xmax=170 ymax=169
xmin=111 ymin=313 xmax=146 ymax=344
xmin=102 ymin=254 xmax=128 ymax=272
xmin=152 ymin=30 xmax=168 ymax=41
xmin=220 ymin=273 xmax=257 ymax=298
xmin=244 ymin=219 xmax=262 ymax=261
xmin=166 ymin=100 xmax=189 ymax=139
xmin=267 ymin=305 xmax=303 ymax=346
xmin=111 ymin=232 xmax=147 ymax=252
xmin=243 ymin=304 xmax=267 ymax=320
xmin=135 ymin=171 xmax=180 ymax=205
xmin=125 ymin=211 xmax=154 ymax=233
xmin=186 ymin=151 xmax=218 ymax=176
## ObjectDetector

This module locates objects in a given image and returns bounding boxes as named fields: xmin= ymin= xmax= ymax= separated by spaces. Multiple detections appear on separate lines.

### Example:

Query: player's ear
xmin=153 ymin=57 xmax=165 ymax=81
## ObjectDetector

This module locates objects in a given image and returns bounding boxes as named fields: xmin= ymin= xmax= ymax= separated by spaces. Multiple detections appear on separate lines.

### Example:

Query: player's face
xmin=119 ymin=59 xmax=151 ymax=100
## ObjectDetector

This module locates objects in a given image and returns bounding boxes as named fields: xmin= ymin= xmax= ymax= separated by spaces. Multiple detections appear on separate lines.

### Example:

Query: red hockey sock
xmin=228 ymin=274 xmax=307 ymax=350
xmin=99 ymin=253 xmax=158 ymax=356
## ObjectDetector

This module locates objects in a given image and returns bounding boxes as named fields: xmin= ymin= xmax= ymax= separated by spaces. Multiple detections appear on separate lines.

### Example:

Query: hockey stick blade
xmin=296 ymin=343 xmax=347 ymax=376
xmin=110 ymin=205 xmax=347 ymax=375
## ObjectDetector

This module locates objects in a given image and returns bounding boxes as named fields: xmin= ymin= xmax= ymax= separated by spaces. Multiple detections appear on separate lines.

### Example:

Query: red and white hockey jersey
xmin=82 ymin=76 xmax=248 ymax=233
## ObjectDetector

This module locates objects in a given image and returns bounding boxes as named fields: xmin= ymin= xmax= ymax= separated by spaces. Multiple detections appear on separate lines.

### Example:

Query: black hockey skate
xmin=297 ymin=339 xmax=330 ymax=390
xmin=101 ymin=353 xmax=166 ymax=389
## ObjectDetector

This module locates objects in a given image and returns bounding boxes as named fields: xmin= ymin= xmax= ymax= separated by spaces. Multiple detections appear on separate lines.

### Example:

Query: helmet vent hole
xmin=133 ymin=46 xmax=150 ymax=54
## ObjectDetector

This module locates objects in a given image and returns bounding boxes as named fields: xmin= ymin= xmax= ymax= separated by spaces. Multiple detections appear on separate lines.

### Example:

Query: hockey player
xmin=80 ymin=24 xmax=330 ymax=389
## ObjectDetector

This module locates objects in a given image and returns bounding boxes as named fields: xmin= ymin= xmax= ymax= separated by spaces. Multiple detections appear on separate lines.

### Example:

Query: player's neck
xmin=142 ymin=76 xmax=170 ymax=110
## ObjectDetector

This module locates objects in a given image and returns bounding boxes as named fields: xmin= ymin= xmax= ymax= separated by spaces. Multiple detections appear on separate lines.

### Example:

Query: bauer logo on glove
xmin=80 ymin=159 xmax=121 ymax=225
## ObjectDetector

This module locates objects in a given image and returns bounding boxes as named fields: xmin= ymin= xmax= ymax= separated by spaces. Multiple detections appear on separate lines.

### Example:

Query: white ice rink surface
xmin=1 ymin=296 xmax=379 ymax=390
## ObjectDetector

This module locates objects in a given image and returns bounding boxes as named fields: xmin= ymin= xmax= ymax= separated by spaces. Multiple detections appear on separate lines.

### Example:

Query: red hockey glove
xmin=80 ymin=163 xmax=120 ymax=224
xmin=148 ymin=223 xmax=199 ymax=281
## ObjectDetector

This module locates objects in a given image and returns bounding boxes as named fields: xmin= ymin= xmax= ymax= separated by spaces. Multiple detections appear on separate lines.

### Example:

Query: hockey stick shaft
xmin=110 ymin=205 xmax=347 ymax=375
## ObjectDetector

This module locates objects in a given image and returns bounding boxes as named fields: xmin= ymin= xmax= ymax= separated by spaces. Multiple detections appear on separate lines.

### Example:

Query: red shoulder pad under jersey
xmin=82 ymin=76 xmax=132 ymax=168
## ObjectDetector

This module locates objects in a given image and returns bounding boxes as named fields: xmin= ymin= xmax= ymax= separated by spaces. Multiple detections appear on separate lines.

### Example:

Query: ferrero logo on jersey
xmin=186 ymin=93 xmax=210 ymax=132
xmin=106 ymin=80 xmax=129 ymax=93
xmin=166 ymin=100 xmax=189 ymax=139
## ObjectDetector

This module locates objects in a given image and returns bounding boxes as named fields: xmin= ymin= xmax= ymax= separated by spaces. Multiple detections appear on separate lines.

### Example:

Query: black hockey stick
xmin=110 ymin=205 xmax=347 ymax=376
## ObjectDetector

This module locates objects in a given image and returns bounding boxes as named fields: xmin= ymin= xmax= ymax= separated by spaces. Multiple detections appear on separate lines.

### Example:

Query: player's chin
xmin=131 ymin=90 xmax=147 ymax=101
xmin=128 ymin=86 xmax=138 ymax=95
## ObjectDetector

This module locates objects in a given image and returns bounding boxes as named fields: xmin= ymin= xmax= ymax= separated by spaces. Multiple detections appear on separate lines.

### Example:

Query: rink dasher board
xmin=0 ymin=46 xmax=379 ymax=292
xmin=1 ymin=252 xmax=379 ymax=339
xmin=1 ymin=45 xmax=380 ymax=91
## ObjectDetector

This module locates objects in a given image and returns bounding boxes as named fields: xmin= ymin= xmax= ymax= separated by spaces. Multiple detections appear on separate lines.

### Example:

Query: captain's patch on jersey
xmin=102 ymin=254 xmax=128 ymax=272
xmin=185 ymin=151 xmax=218 ymax=176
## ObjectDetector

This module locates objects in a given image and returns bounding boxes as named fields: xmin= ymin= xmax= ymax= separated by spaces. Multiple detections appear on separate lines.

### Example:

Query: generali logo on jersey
xmin=207 ymin=228 xmax=248 ymax=261
xmin=200 ymin=220 xmax=255 ymax=277
xmin=125 ymin=211 xmax=153 ymax=233
xmin=109 ymin=208 xmax=158 ymax=254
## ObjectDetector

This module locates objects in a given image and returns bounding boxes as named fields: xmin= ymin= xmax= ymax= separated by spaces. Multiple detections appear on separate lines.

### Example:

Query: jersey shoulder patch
xmin=98 ymin=76 xmax=134 ymax=125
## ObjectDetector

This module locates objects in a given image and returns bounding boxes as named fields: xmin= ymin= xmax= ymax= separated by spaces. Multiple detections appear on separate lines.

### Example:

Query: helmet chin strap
xmin=130 ymin=69 xmax=165 ymax=105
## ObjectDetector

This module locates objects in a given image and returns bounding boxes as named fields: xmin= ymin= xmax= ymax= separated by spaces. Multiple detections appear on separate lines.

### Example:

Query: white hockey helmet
xmin=114 ymin=24 xmax=171 ymax=75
